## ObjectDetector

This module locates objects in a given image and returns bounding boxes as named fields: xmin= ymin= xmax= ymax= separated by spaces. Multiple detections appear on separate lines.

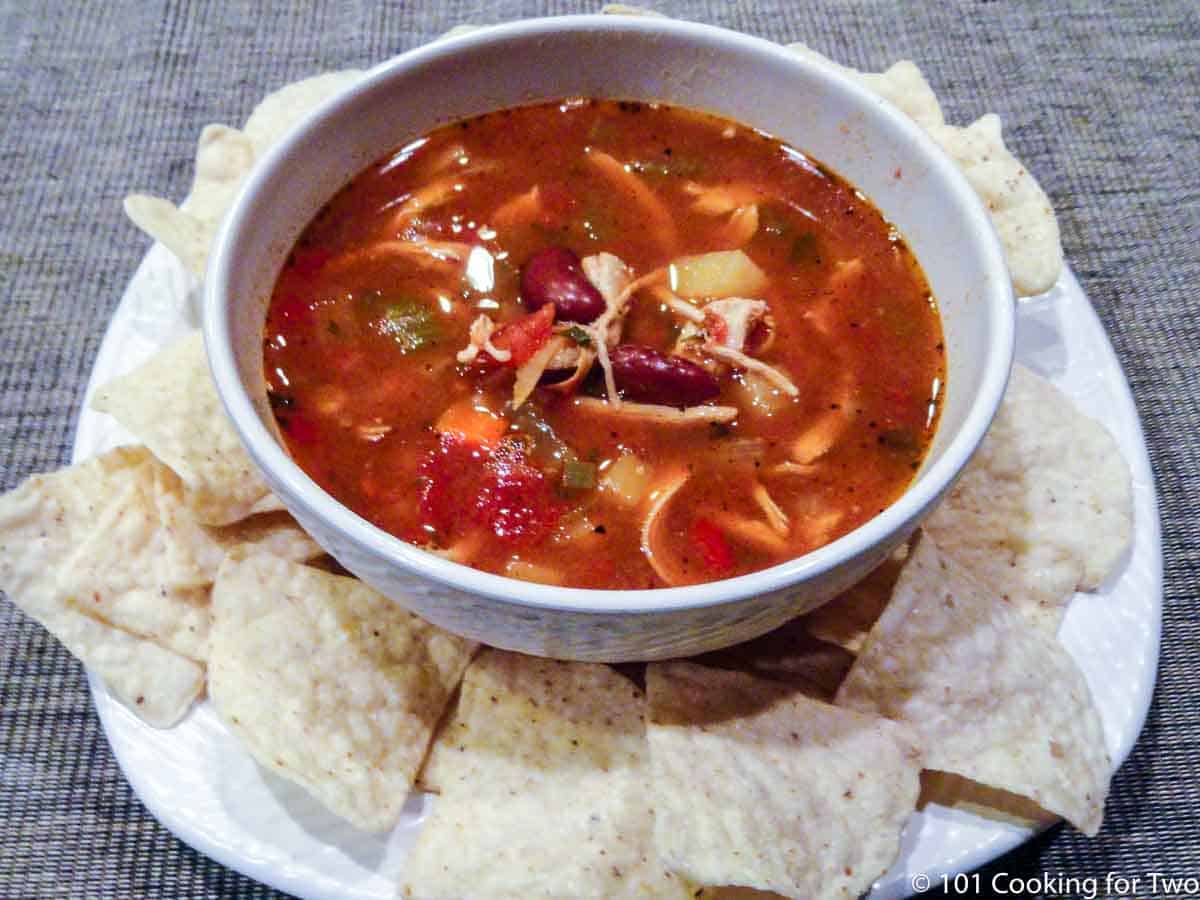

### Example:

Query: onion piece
xmin=503 ymin=559 xmax=564 ymax=586
xmin=770 ymin=460 xmax=821 ymax=477
xmin=598 ymin=453 xmax=653 ymax=508
xmin=573 ymin=396 xmax=738 ymax=424
xmin=512 ymin=335 xmax=569 ymax=409
xmin=715 ymin=204 xmax=760 ymax=249
xmin=684 ymin=181 xmax=763 ymax=214
xmin=428 ymin=530 xmax=485 ymax=564
xmin=583 ymin=149 xmax=678 ymax=255
xmin=491 ymin=185 xmax=542 ymax=228
xmin=712 ymin=514 xmax=790 ymax=553
xmin=542 ymin=344 xmax=597 ymax=395
xmin=639 ymin=469 xmax=692 ymax=586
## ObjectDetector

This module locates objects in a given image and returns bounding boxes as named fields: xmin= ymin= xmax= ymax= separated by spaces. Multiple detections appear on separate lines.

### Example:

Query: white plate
xmin=74 ymin=245 xmax=1162 ymax=899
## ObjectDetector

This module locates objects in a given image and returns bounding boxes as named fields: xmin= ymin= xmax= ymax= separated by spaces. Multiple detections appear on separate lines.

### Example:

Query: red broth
xmin=264 ymin=99 xmax=945 ymax=589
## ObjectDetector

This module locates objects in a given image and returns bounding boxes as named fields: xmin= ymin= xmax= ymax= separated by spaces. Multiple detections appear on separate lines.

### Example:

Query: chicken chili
xmin=264 ymin=99 xmax=945 ymax=589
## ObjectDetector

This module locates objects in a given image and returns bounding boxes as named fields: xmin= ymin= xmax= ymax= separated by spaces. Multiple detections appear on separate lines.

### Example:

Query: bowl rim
xmin=205 ymin=12 xmax=1015 ymax=616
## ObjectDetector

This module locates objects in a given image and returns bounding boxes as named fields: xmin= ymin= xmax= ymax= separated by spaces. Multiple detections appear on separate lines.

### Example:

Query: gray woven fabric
xmin=1 ymin=1 xmax=1197 ymax=897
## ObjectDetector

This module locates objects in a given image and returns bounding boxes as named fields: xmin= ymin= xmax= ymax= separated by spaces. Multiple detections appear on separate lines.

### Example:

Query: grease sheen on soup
xmin=263 ymin=99 xmax=945 ymax=589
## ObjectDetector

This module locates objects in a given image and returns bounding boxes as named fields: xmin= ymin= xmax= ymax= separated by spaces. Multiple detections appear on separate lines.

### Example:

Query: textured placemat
xmin=1 ymin=1 xmax=1197 ymax=897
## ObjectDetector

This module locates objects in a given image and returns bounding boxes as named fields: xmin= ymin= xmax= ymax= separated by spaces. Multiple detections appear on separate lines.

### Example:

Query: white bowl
xmin=205 ymin=14 xmax=1014 ymax=661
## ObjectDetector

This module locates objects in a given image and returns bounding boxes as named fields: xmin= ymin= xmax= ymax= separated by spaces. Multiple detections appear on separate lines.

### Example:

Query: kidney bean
xmin=520 ymin=246 xmax=606 ymax=323
xmin=609 ymin=344 xmax=721 ymax=407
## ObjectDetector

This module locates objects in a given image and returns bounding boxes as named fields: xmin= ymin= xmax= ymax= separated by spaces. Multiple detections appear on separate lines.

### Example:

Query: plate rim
xmin=73 ymin=246 xmax=1163 ymax=900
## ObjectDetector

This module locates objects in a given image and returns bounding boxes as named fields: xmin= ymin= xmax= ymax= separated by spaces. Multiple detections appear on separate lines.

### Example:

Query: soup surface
xmin=264 ymin=99 xmax=944 ymax=589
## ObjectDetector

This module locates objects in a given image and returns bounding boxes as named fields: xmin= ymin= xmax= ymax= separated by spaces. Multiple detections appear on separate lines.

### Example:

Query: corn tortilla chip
xmin=602 ymin=3 xmax=670 ymax=17
xmin=646 ymin=662 xmax=921 ymax=899
xmin=125 ymin=74 xmax=360 ymax=274
xmin=927 ymin=114 xmax=1063 ymax=295
xmin=803 ymin=543 xmax=910 ymax=653
xmin=1 ymin=447 xmax=215 ymax=659
xmin=836 ymin=535 xmax=1111 ymax=835
xmin=91 ymin=330 xmax=273 ymax=526
xmin=785 ymin=44 xmax=1061 ymax=296
xmin=208 ymin=553 xmax=476 ymax=832
xmin=923 ymin=364 xmax=1133 ymax=630
xmin=918 ymin=771 xmax=1057 ymax=831
xmin=0 ymin=448 xmax=205 ymax=726
xmin=123 ymin=193 xmax=212 ymax=276
xmin=412 ymin=688 xmax=462 ymax=795
xmin=690 ymin=619 xmax=855 ymax=700
xmin=786 ymin=43 xmax=944 ymax=129
xmin=403 ymin=649 xmax=692 ymax=899
xmin=241 ymin=71 xmax=363 ymax=158
xmin=24 ymin=603 xmax=203 ymax=728
xmin=125 ymin=124 xmax=256 ymax=275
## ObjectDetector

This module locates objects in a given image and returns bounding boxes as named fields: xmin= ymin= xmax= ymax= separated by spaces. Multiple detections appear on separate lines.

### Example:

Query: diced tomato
xmin=491 ymin=304 xmax=555 ymax=366
xmin=475 ymin=440 xmax=565 ymax=541
xmin=419 ymin=434 xmax=563 ymax=544
xmin=419 ymin=434 xmax=490 ymax=535
xmin=703 ymin=311 xmax=730 ymax=347
xmin=690 ymin=518 xmax=735 ymax=574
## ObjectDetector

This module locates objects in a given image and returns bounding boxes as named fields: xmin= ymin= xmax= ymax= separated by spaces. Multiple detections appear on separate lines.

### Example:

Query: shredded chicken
xmin=704 ymin=343 xmax=799 ymax=396
xmin=326 ymin=238 xmax=472 ymax=274
xmin=535 ymin=252 xmax=636 ymax=392
xmin=574 ymin=396 xmax=738 ymax=424
xmin=574 ymin=257 xmax=662 ymax=407
xmin=752 ymin=482 xmax=790 ymax=536
xmin=703 ymin=298 xmax=769 ymax=351
xmin=456 ymin=315 xmax=511 ymax=364
xmin=662 ymin=292 xmax=792 ymax=394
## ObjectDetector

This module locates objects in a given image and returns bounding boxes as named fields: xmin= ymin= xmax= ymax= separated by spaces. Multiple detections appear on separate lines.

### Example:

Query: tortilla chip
xmin=208 ymin=553 xmax=475 ymax=832
xmin=241 ymin=71 xmax=364 ymax=158
xmin=402 ymin=649 xmax=691 ymax=899
xmin=927 ymin=114 xmax=1062 ymax=295
xmin=646 ymin=662 xmax=921 ymax=899
xmin=91 ymin=330 xmax=273 ymax=526
xmin=24 ymin=604 xmax=203 ymax=728
xmin=786 ymin=43 xmax=944 ymax=129
xmin=123 ymin=194 xmax=211 ymax=275
xmin=0 ymin=448 xmax=206 ymax=725
xmin=836 ymin=536 xmax=1111 ymax=835
xmin=690 ymin=619 xmax=855 ymax=700
xmin=126 ymin=73 xmax=360 ymax=274
xmin=601 ymin=3 xmax=670 ymax=17
xmin=785 ymin=45 xmax=1061 ymax=295
xmin=804 ymin=543 xmax=910 ymax=653
xmin=923 ymin=364 xmax=1133 ymax=630
xmin=918 ymin=771 xmax=1058 ymax=831
xmin=411 ymin=688 xmax=462 ymax=794
xmin=0 ymin=447 xmax=220 ymax=659
xmin=124 ymin=125 xmax=257 ymax=275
